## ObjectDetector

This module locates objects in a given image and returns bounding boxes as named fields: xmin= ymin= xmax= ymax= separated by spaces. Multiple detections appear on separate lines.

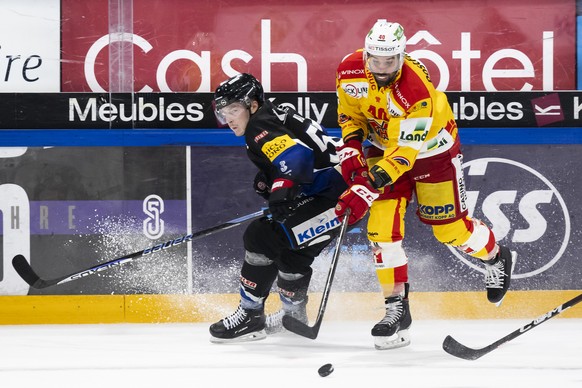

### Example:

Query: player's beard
xmin=374 ymin=72 xmax=397 ymax=88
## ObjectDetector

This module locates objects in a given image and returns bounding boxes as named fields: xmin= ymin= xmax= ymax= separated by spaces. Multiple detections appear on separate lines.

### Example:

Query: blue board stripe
xmin=0 ymin=128 xmax=581 ymax=147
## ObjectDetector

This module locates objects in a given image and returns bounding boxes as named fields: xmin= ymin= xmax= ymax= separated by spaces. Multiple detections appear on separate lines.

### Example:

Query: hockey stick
xmin=282 ymin=208 xmax=350 ymax=339
xmin=12 ymin=208 xmax=269 ymax=289
xmin=443 ymin=293 xmax=582 ymax=360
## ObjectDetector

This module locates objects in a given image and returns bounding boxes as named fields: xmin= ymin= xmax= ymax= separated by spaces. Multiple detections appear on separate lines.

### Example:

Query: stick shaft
xmin=443 ymin=293 xmax=582 ymax=360
xmin=282 ymin=209 xmax=350 ymax=339
xmin=13 ymin=208 xmax=268 ymax=289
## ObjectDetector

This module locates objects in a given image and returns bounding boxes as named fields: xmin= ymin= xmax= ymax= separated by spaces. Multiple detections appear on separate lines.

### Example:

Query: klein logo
xmin=143 ymin=194 xmax=164 ymax=239
xmin=531 ymin=93 xmax=564 ymax=126
xmin=292 ymin=208 xmax=341 ymax=245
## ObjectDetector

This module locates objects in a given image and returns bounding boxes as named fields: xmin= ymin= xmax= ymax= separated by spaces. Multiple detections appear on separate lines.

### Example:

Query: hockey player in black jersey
xmin=209 ymin=73 xmax=348 ymax=342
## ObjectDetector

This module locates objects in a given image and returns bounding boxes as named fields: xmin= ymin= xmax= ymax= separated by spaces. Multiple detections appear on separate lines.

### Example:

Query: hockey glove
xmin=369 ymin=164 xmax=394 ymax=190
xmin=335 ymin=176 xmax=379 ymax=225
xmin=337 ymin=139 xmax=368 ymax=184
xmin=269 ymin=178 xmax=300 ymax=222
xmin=253 ymin=170 xmax=271 ymax=200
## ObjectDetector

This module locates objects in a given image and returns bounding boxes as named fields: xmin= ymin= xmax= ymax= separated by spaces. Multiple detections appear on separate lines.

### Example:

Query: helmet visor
xmin=214 ymin=101 xmax=248 ymax=126
xmin=365 ymin=53 xmax=401 ymax=75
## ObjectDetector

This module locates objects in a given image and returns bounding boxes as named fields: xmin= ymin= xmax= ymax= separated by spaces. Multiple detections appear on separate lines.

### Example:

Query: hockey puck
xmin=318 ymin=363 xmax=334 ymax=377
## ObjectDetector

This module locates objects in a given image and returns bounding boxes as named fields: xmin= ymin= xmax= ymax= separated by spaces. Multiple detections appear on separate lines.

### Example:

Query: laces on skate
xmin=484 ymin=246 xmax=517 ymax=306
xmin=372 ymin=295 xmax=412 ymax=350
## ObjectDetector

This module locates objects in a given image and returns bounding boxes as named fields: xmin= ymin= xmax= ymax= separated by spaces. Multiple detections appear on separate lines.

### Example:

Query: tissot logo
xmin=448 ymin=158 xmax=570 ymax=280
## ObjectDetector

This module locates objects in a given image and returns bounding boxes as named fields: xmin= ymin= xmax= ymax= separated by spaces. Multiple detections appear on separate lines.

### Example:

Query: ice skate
xmin=371 ymin=294 xmax=412 ymax=350
xmin=483 ymin=245 xmax=517 ymax=306
xmin=209 ymin=305 xmax=266 ymax=343
xmin=265 ymin=309 xmax=285 ymax=334
xmin=265 ymin=303 xmax=308 ymax=335
xmin=268 ymin=271 xmax=310 ymax=335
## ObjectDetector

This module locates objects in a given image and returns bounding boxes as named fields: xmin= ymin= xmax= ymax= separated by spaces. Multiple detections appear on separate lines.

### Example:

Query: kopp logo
xmin=448 ymin=157 xmax=570 ymax=279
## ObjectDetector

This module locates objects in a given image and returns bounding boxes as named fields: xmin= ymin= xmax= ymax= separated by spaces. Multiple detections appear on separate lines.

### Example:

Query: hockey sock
xmin=239 ymin=260 xmax=278 ymax=310
xmin=277 ymin=268 xmax=312 ymax=311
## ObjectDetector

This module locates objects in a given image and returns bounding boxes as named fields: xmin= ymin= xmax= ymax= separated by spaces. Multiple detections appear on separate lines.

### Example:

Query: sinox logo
xmin=448 ymin=157 xmax=570 ymax=279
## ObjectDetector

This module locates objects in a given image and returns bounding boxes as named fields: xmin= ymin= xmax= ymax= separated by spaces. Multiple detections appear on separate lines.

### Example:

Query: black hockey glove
xmin=268 ymin=178 xmax=300 ymax=222
xmin=253 ymin=171 xmax=271 ymax=200
xmin=369 ymin=164 xmax=394 ymax=191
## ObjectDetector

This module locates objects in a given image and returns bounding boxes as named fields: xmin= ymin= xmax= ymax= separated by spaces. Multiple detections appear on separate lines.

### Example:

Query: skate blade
xmin=210 ymin=329 xmax=267 ymax=344
xmin=374 ymin=329 xmax=411 ymax=350
xmin=266 ymin=327 xmax=287 ymax=335
xmin=495 ymin=251 xmax=518 ymax=307
xmin=265 ymin=326 xmax=286 ymax=335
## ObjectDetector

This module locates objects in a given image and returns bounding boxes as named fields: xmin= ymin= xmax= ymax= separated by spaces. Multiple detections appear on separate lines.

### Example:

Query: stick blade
xmin=442 ymin=335 xmax=490 ymax=360
xmin=12 ymin=255 xmax=41 ymax=287
xmin=12 ymin=255 xmax=52 ymax=289
xmin=282 ymin=315 xmax=319 ymax=340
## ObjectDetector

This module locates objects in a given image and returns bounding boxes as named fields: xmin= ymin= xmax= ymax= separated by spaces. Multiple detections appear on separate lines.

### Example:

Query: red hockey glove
xmin=269 ymin=178 xmax=299 ymax=222
xmin=335 ymin=176 xmax=379 ymax=225
xmin=337 ymin=139 xmax=368 ymax=184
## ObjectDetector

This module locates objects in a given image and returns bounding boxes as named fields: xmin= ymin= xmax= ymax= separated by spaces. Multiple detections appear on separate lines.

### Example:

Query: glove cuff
xmin=350 ymin=184 xmax=379 ymax=206
xmin=271 ymin=178 xmax=294 ymax=192
xmin=344 ymin=138 xmax=363 ymax=151
xmin=270 ymin=178 xmax=299 ymax=204
xmin=337 ymin=140 xmax=364 ymax=164
xmin=369 ymin=164 xmax=394 ymax=189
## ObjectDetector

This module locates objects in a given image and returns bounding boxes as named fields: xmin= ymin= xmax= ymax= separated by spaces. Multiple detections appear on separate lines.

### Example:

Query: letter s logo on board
xmin=143 ymin=194 xmax=165 ymax=240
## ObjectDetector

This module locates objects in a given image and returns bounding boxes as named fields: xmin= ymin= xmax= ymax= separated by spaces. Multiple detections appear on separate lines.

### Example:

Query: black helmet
xmin=214 ymin=73 xmax=264 ymax=114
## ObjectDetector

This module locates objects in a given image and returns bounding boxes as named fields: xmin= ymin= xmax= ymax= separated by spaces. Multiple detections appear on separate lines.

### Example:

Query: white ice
xmin=1 ymin=318 xmax=580 ymax=388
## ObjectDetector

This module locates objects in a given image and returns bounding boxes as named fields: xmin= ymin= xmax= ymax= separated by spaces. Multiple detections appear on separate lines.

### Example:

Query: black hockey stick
xmin=12 ymin=208 xmax=269 ymax=289
xmin=282 ymin=208 xmax=350 ymax=339
xmin=443 ymin=293 xmax=582 ymax=360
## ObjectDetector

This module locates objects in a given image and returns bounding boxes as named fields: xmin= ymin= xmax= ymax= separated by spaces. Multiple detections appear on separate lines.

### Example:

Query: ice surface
xmin=0 ymin=319 xmax=580 ymax=387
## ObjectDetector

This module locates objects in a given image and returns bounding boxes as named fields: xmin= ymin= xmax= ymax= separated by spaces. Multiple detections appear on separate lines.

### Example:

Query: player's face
xmin=217 ymin=102 xmax=251 ymax=136
xmin=365 ymin=54 xmax=400 ymax=83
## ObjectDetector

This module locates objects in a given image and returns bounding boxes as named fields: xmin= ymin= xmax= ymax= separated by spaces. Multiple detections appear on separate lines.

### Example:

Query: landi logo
xmin=530 ymin=93 xmax=564 ymax=126
xmin=448 ymin=158 xmax=570 ymax=280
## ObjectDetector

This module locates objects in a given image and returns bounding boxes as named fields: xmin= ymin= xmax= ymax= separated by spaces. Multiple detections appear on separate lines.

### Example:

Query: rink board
xmin=0 ymin=290 xmax=580 ymax=325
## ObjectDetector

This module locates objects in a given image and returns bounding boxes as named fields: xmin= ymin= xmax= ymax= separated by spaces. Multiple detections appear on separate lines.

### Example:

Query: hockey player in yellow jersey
xmin=334 ymin=19 xmax=517 ymax=350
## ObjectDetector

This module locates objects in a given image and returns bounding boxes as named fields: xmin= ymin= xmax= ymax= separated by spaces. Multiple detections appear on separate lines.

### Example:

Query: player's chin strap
xmin=12 ymin=208 xmax=270 ymax=289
